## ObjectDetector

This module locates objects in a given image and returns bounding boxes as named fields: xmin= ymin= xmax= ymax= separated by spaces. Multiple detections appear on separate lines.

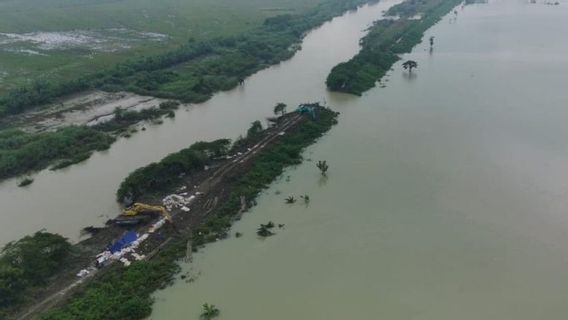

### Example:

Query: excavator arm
xmin=122 ymin=203 xmax=172 ymax=222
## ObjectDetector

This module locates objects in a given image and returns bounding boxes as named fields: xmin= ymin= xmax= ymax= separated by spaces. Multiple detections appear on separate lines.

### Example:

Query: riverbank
xmin=0 ymin=0 xmax=377 ymax=183
xmin=7 ymin=105 xmax=337 ymax=319
xmin=0 ymin=0 xmax=400 ymax=262
xmin=326 ymin=0 xmax=462 ymax=95
xmin=0 ymin=99 xmax=184 ymax=182
xmin=144 ymin=2 xmax=568 ymax=318
xmin=0 ymin=0 xmax=341 ymax=95
xmin=0 ymin=0 xmax=376 ymax=117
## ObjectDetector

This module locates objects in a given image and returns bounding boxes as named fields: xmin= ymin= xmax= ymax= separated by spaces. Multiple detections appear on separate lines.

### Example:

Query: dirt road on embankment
xmin=14 ymin=110 xmax=310 ymax=320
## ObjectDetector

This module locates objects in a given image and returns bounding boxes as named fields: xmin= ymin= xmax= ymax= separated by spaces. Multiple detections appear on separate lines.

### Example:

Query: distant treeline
xmin=0 ymin=0 xmax=376 ymax=117
xmin=326 ymin=0 xmax=462 ymax=95
xmin=0 ymin=0 xmax=377 ymax=182
xmin=0 ymin=127 xmax=115 ymax=179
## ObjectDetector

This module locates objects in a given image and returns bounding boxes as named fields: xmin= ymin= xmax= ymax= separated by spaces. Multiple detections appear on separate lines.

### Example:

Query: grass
xmin=0 ymin=0 xmax=376 ymax=116
xmin=0 ymin=0 xmax=329 ymax=94
xmin=0 ymin=0 xmax=373 ymax=180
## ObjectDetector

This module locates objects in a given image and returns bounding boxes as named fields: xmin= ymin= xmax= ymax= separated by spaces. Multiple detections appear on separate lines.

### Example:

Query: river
xmin=147 ymin=0 xmax=568 ymax=319
xmin=0 ymin=1 xmax=399 ymax=246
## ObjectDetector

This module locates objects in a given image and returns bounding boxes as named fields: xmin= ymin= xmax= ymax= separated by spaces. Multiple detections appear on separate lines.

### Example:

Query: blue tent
xmin=109 ymin=231 xmax=138 ymax=253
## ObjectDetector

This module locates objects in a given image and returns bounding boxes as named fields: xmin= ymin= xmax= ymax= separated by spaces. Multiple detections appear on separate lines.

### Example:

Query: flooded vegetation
xmin=326 ymin=0 xmax=461 ymax=94
xmin=0 ymin=0 xmax=377 ymax=181
xmin=0 ymin=126 xmax=114 ymax=179
xmin=0 ymin=0 xmax=375 ymax=117
xmin=18 ymin=107 xmax=337 ymax=320
xmin=149 ymin=1 xmax=568 ymax=319
xmin=3 ymin=0 xmax=568 ymax=318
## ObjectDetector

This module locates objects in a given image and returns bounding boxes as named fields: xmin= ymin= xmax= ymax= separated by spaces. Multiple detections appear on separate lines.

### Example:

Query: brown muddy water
xmin=0 ymin=0 xmax=402 ymax=246
xmin=2 ymin=0 xmax=568 ymax=318
xmin=149 ymin=0 xmax=568 ymax=319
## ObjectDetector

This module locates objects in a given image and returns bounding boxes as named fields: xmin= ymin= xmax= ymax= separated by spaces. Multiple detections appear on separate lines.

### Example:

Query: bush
xmin=327 ymin=0 xmax=462 ymax=95
xmin=0 ymin=127 xmax=115 ymax=179
xmin=0 ymin=232 xmax=71 ymax=309
xmin=117 ymin=139 xmax=231 ymax=201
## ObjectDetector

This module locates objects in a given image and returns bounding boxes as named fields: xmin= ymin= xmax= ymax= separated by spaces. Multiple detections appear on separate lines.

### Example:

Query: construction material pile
xmin=162 ymin=191 xmax=201 ymax=212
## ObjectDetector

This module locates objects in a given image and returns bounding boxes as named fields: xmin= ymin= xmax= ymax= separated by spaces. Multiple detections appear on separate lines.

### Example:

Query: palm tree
xmin=273 ymin=102 xmax=287 ymax=116
xmin=429 ymin=36 xmax=435 ymax=47
xmin=257 ymin=224 xmax=275 ymax=237
xmin=201 ymin=303 xmax=220 ymax=319
xmin=285 ymin=196 xmax=296 ymax=204
xmin=316 ymin=160 xmax=329 ymax=175
xmin=402 ymin=60 xmax=418 ymax=73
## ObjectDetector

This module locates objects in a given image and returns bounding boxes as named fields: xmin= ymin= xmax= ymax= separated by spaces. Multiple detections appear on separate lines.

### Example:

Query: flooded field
xmin=0 ymin=29 xmax=169 ymax=55
xmin=0 ymin=0 xmax=399 ymax=246
xmin=0 ymin=91 xmax=167 ymax=132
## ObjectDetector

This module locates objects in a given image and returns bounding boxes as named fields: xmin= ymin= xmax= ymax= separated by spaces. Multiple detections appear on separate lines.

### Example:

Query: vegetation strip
xmin=0 ymin=0 xmax=375 ymax=182
xmin=326 ymin=0 xmax=462 ymax=95
xmin=0 ymin=0 xmax=376 ymax=117
xmin=1 ymin=106 xmax=337 ymax=319
xmin=0 ymin=126 xmax=115 ymax=180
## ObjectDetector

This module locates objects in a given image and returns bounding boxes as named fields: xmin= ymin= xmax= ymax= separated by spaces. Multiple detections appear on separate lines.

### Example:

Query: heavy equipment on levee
xmin=114 ymin=202 xmax=172 ymax=226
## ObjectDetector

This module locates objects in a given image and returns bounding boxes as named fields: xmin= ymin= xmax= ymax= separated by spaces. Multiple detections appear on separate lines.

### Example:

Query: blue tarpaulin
xmin=109 ymin=231 xmax=138 ymax=253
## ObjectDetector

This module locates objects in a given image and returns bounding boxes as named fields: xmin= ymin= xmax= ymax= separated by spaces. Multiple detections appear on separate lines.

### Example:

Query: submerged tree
xmin=257 ymin=222 xmax=275 ymax=237
xmin=201 ymin=303 xmax=220 ymax=319
xmin=316 ymin=160 xmax=329 ymax=175
xmin=273 ymin=102 xmax=287 ymax=116
xmin=402 ymin=60 xmax=418 ymax=73
xmin=285 ymin=196 xmax=296 ymax=204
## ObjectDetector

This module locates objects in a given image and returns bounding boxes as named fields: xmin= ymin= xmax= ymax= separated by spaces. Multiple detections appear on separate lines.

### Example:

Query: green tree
xmin=1 ymin=232 xmax=71 ymax=285
xmin=0 ymin=232 xmax=71 ymax=310
xmin=257 ymin=225 xmax=274 ymax=238
xmin=285 ymin=196 xmax=296 ymax=204
xmin=246 ymin=120 xmax=263 ymax=138
xmin=316 ymin=160 xmax=329 ymax=175
xmin=0 ymin=265 xmax=27 ymax=307
xmin=402 ymin=60 xmax=418 ymax=73
xmin=201 ymin=303 xmax=220 ymax=319
xmin=273 ymin=102 xmax=287 ymax=116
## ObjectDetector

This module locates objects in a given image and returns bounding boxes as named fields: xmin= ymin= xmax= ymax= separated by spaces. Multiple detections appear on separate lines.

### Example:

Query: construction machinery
xmin=296 ymin=104 xmax=317 ymax=119
xmin=114 ymin=202 xmax=172 ymax=226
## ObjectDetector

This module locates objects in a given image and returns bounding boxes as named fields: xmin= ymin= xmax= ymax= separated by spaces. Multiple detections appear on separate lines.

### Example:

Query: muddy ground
xmin=0 ymin=90 xmax=169 ymax=132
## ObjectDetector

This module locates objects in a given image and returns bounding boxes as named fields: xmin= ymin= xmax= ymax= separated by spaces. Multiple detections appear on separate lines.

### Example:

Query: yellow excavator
xmin=114 ymin=202 xmax=172 ymax=226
